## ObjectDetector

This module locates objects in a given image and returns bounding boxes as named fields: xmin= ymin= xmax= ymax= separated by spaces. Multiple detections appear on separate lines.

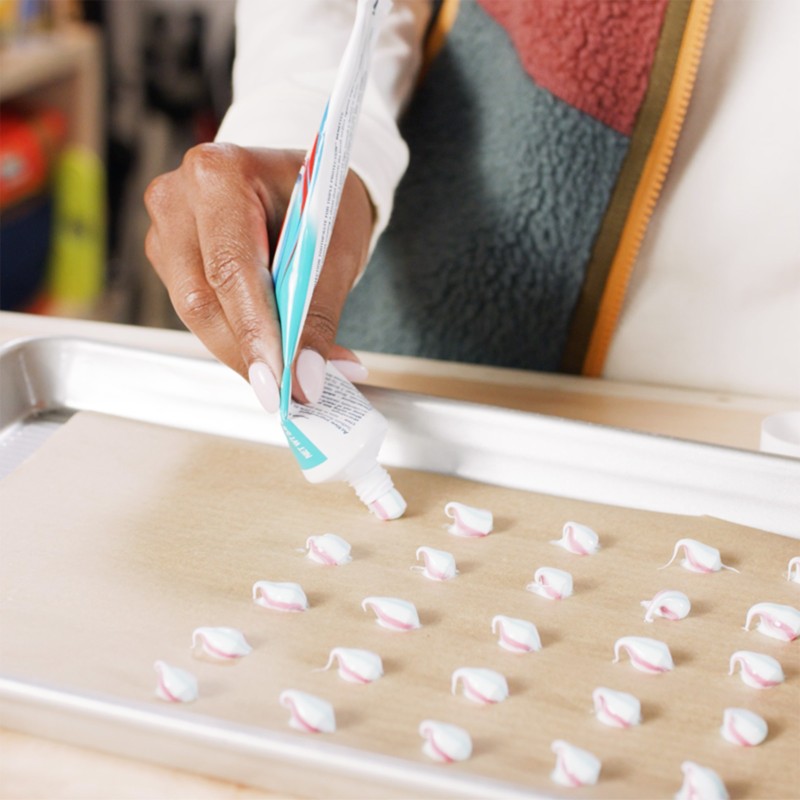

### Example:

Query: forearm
xmin=216 ymin=0 xmax=430 ymax=245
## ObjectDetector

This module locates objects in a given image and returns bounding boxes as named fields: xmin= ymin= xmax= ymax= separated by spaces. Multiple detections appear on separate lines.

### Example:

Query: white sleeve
xmin=216 ymin=0 xmax=430 ymax=245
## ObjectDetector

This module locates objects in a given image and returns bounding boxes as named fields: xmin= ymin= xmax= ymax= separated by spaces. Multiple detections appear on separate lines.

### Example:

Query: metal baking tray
xmin=1 ymin=336 xmax=798 ymax=798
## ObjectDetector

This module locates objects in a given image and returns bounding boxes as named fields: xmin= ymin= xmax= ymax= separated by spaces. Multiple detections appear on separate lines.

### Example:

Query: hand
xmin=144 ymin=143 xmax=374 ymax=411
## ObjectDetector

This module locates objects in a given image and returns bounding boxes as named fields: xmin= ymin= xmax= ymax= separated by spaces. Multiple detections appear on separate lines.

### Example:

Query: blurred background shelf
xmin=1 ymin=16 xmax=106 ymax=319
xmin=2 ymin=1 xmax=236 ymax=325
xmin=0 ymin=23 xmax=102 ymax=153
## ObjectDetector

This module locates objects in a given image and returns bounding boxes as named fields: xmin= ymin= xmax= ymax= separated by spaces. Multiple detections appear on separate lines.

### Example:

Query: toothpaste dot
xmin=675 ymin=762 xmax=729 ymax=800
xmin=361 ymin=596 xmax=421 ymax=631
xmin=491 ymin=615 xmax=541 ymax=653
xmin=550 ymin=740 xmax=601 ymax=787
xmin=451 ymin=667 xmax=508 ymax=704
xmin=190 ymin=627 xmax=252 ymax=661
xmin=154 ymin=661 xmax=198 ymax=703
xmin=305 ymin=533 xmax=352 ymax=566
xmin=444 ymin=502 xmax=493 ymax=537
xmin=640 ymin=589 xmax=691 ymax=623
xmin=419 ymin=720 xmax=472 ymax=762
xmin=728 ymin=650 xmax=784 ymax=689
xmin=319 ymin=647 xmax=383 ymax=684
xmin=613 ymin=636 xmax=673 ymax=674
xmin=743 ymin=602 xmax=800 ymax=642
xmin=721 ymin=708 xmax=768 ymax=747
xmin=592 ymin=687 xmax=641 ymax=728
xmin=415 ymin=546 xmax=458 ymax=581
xmin=279 ymin=689 xmax=336 ymax=733
xmin=550 ymin=521 xmax=600 ymax=555
xmin=252 ymin=580 xmax=309 ymax=612
xmin=526 ymin=567 xmax=573 ymax=600
xmin=659 ymin=538 xmax=737 ymax=573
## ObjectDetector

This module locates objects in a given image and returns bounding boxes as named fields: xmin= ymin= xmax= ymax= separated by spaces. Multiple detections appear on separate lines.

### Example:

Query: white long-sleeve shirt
xmin=216 ymin=0 xmax=429 ymax=246
xmin=217 ymin=0 xmax=800 ymax=400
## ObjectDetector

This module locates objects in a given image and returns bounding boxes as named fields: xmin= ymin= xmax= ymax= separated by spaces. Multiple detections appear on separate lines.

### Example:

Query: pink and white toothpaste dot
xmin=641 ymin=589 xmax=691 ymax=622
xmin=550 ymin=521 xmax=600 ymax=555
xmin=550 ymin=740 xmax=601 ymax=788
xmin=721 ymin=708 xmax=768 ymax=747
xmin=592 ymin=687 xmax=641 ymax=728
xmin=414 ymin=546 xmax=458 ymax=581
xmin=444 ymin=501 xmax=493 ymax=537
xmin=613 ymin=636 xmax=673 ymax=674
xmin=191 ymin=626 xmax=252 ymax=661
xmin=675 ymin=761 xmax=729 ymax=800
xmin=279 ymin=689 xmax=336 ymax=734
xmin=154 ymin=660 xmax=198 ymax=703
xmin=659 ymin=538 xmax=737 ymax=574
xmin=451 ymin=667 xmax=508 ymax=704
xmin=526 ymin=566 xmax=573 ymax=600
xmin=728 ymin=650 xmax=784 ymax=689
xmin=743 ymin=602 xmax=800 ymax=642
xmin=318 ymin=647 xmax=383 ymax=684
xmin=491 ymin=615 xmax=541 ymax=653
xmin=252 ymin=580 xmax=308 ymax=612
xmin=419 ymin=720 xmax=472 ymax=763
xmin=305 ymin=533 xmax=351 ymax=566
xmin=361 ymin=596 xmax=420 ymax=631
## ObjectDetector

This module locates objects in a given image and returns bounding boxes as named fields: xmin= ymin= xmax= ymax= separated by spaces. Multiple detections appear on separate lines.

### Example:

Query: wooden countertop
xmin=0 ymin=311 xmax=795 ymax=799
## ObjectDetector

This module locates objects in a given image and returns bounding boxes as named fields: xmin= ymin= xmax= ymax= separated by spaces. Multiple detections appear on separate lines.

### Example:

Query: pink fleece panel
xmin=477 ymin=0 xmax=669 ymax=136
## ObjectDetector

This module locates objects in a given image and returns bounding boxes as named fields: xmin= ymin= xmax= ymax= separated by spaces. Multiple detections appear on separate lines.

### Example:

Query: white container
xmin=282 ymin=364 xmax=406 ymax=519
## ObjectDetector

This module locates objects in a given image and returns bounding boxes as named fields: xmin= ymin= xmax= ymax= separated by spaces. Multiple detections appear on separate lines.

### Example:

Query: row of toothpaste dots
xmin=154 ymin=504 xmax=800 ymax=797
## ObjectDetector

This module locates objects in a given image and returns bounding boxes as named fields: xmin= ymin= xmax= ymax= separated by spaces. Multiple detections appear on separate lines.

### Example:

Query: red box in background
xmin=0 ymin=106 xmax=67 ymax=310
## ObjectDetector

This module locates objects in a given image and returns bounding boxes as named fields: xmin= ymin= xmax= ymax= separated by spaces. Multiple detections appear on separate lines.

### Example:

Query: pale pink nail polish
xmin=296 ymin=349 xmax=326 ymax=404
xmin=331 ymin=359 xmax=369 ymax=382
xmin=248 ymin=361 xmax=280 ymax=414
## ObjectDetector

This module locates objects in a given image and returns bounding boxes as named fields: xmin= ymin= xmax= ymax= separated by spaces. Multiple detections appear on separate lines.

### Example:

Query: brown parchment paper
xmin=1 ymin=412 xmax=798 ymax=798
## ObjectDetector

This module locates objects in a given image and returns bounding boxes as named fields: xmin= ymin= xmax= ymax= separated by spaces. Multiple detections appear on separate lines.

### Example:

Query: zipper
xmin=582 ymin=0 xmax=715 ymax=377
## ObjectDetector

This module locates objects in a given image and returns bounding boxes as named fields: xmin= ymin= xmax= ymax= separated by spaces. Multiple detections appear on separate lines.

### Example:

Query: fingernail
xmin=296 ymin=348 xmax=326 ymax=404
xmin=331 ymin=359 xmax=369 ymax=382
xmin=248 ymin=361 xmax=280 ymax=414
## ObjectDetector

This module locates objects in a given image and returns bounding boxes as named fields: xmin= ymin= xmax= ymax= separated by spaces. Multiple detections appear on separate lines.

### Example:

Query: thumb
xmin=292 ymin=267 xmax=352 ymax=404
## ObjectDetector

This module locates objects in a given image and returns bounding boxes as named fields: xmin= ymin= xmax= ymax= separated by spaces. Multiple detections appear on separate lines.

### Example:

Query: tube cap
xmin=368 ymin=487 xmax=407 ymax=521
xmin=349 ymin=463 xmax=407 ymax=520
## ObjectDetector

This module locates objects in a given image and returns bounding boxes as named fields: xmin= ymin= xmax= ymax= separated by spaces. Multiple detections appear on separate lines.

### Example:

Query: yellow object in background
xmin=46 ymin=146 xmax=106 ymax=314
xmin=0 ymin=0 xmax=19 ymax=37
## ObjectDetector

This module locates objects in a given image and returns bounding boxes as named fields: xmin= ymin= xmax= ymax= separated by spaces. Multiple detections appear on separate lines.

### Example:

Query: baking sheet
xmin=1 ymin=411 xmax=798 ymax=798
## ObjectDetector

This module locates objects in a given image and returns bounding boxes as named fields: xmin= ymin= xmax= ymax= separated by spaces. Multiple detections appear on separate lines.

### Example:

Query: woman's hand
xmin=144 ymin=143 xmax=373 ymax=411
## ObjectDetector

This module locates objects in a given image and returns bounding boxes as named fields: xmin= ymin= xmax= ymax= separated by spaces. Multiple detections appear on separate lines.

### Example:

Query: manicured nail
xmin=296 ymin=348 xmax=326 ymax=404
xmin=331 ymin=359 xmax=369 ymax=382
xmin=248 ymin=361 xmax=279 ymax=414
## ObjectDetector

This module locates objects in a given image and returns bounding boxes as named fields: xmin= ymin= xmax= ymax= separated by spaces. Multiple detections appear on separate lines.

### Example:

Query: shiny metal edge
xmin=0 ymin=677 xmax=543 ymax=800
xmin=2 ymin=335 xmax=798 ymax=537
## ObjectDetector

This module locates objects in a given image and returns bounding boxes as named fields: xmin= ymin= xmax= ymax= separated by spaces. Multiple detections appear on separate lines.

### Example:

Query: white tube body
xmin=282 ymin=364 xmax=405 ymax=517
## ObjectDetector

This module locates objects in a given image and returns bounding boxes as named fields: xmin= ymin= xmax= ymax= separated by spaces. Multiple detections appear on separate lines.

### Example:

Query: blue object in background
xmin=0 ymin=193 xmax=53 ymax=310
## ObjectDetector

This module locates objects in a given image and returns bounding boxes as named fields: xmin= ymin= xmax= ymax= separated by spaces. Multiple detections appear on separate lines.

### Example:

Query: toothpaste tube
xmin=270 ymin=0 xmax=405 ymax=519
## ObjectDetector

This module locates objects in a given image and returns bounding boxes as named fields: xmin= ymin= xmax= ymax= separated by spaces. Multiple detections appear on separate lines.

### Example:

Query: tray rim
xmin=0 ymin=676 xmax=544 ymax=800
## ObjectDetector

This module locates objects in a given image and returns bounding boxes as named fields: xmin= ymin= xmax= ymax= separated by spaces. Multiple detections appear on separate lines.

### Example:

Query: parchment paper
xmin=1 ymin=412 xmax=798 ymax=798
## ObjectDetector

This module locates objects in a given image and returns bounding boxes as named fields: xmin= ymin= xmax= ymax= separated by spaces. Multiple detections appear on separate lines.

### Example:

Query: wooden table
xmin=0 ymin=311 xmax=795 ymax=799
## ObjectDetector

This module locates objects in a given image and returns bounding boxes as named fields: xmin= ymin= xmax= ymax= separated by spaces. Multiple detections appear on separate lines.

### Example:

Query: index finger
xmin=185 ymin=146 xmax=284 ymax=387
